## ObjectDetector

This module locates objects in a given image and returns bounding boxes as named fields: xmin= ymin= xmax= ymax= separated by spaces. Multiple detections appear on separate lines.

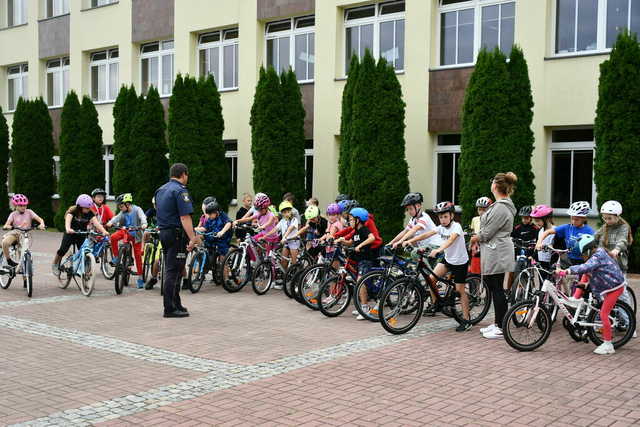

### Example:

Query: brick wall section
xmin=257 ymin=0 xmax=315 ymax=20
xmin=131 ymin=0 xmax=174 ymax=43
xmin=300 ymin=83 xmax=313 ymax=139
xmin=428 ymin=67 xmax=474 ymax=133
xmin=38 ymin=14 xmax=70 ymax=59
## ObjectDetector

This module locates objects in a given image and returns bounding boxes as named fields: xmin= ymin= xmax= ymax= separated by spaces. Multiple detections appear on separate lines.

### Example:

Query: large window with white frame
xmin=344 ymin=1 xmax=405 ymax=74
xmin=198 ymin=28 xmax=239 ymax=90
xmin=549 ymin=128 xmax=595 ymax=209
xmin=90 ymin=49 xmax=119 ymax=102
xmin=7 ymin=63 xmax=27 ymax=111
xmin=555 ymin=0 xmax=640 ymax=55
xmin=7 ymin=0 xmax=27 ymax=26
xmin=224 ymin=140 xmax=238 ymax=201
xmin=140 ymin=40 xmax=174 ymax=96
xmin=46 ymin=57 xmax=69 ymax=108
xmin=439 ymin=0 xmax=515 ymax=67
xmin=266 ymin=16 xmax=315 ymax=81
xmin=44 ymin=0 xmax=69 ymax=18
xmin=91 ymin=0 xmax=116 ymax=7
xmin=434 ymin=134 xmax=461 ymax=205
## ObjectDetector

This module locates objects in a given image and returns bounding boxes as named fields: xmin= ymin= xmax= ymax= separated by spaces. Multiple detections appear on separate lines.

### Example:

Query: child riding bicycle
xmin=2 ymin=194 xmax=46 ymax=269
xmin=195 ymin=199 xmax=232 ymax=260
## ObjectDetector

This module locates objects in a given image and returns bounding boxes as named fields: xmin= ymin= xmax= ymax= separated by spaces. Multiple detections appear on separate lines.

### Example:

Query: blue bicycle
xmin=187 ymin=231 xmax=226 ymax=293
xmin=58 ymin=231 xmax=108 ymax=297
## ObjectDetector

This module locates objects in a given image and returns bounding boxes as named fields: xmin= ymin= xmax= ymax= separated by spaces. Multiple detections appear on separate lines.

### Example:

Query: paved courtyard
xmin=0 ymin=231 xmax=639 ymax=427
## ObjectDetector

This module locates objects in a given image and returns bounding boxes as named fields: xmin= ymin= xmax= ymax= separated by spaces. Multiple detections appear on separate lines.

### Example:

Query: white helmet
xmin=567 ymin=201 xmax=591 ymax=217
xmin=600 ymin=200 xmax=622 ymax=216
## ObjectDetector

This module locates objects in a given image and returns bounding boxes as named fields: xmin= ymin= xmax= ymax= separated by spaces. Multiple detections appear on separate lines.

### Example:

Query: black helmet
xmin=433 ymin=201 xmax=455 ymax=214
xmin=205 ymin=201 xmax=220 ymax=214
xmin=401 ymin=192 xmax=423 ymax=207
xmin=115 ymin=194 xmax=124 ymax=205
xmin=343 ymin=199 xmax=359 ymax=213
xmin=91 ymin=188 xmax=107 ymax=197
xmin=519 ymin=205 xmax=533 ymax=217
xmin=203 ymin=196 xmax=216 ymax=206
xmin=335 ymin=194 xmax=351 ymax=203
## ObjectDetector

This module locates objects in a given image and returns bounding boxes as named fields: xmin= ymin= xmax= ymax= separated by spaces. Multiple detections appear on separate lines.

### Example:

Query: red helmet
xmin=253 ymin=193 xmax=271 ymax=209
xmin=11 ymin=194 xmax=28 ymax=206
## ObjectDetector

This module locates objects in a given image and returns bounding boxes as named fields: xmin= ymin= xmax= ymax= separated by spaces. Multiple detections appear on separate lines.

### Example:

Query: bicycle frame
xmin=535 ymin=277 xmax=605 ymax=330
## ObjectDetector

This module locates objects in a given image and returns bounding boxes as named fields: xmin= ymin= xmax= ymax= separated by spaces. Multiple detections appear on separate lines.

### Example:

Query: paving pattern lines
xmin=10 ymin=316 xmax=461 ymax=426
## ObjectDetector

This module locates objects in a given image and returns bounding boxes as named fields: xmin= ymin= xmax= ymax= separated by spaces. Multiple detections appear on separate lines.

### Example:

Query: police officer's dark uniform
xmin=154 ymin=178 xmax=193 ymax=316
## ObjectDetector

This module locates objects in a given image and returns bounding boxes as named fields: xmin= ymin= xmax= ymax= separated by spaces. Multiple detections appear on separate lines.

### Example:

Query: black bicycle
xmin=112 ymin=226 xmax=141 ymax=295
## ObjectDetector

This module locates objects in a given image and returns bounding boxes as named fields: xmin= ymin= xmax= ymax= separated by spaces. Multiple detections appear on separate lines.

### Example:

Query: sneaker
xmin=423 ymin=303 xmax=439 ymax=317
xmin=633 ymin=331 xmax=637 ymax=338
xmin=273 ymin=283 xmax=283 ymax=290
xmin=145 ymin=277 xmax=158 ymax=290
xmin=356 ymin=305 xmax=369 ymax=320
xmin=483 ymin=328 xmax=504 ymax=339
xmin=480 ymin=324 xmax=497 ymax=335
xmin=456 ymin=321 xmax=472 ymax=332
xmin=51 ymin=264 xmax=60 ymax=277
xmin=136 ymin=279 xmax=145 ymax=289
xmin=352 ymin=310 xmax=359 ymax=316
xmin=593 ymin=341 xmax=615 ymax=355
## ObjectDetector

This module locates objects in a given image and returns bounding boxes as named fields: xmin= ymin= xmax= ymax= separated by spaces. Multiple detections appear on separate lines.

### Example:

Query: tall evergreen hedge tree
xmin=0 ymin=106 xmax=9 ymax=220
xmin=250 ymin=66 xmax=287 ymax=200
xmin=280 ymin=69 xmax=307 ymax=208
xmin=594 ymin=30 xmax=640 ymax=271
xmin=79 ymin=96 xmax=105 ymax=189
xmin=131 ymin=86 xmax=168 ymax=211
xmin=338 ymin=55 xmax=360 ymax=194
xmin=11 ymin=98 xmax=55 ymax=223
xmin=458 ymin=49 xmax=513 ymax=225
xmin=112 ymin=85 xmax=139 ymax=195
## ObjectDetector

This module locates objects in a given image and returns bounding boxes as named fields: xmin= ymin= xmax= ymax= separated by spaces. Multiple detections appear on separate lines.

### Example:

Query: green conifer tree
xmin=0 ymin=106 xmax=10 ymax=220
xmin=112 ymin=85 xmax=139 ymax=195
xmin=338 ymin=55 xmax=360 ymax=195
xmin=280 ymin=69 xmax=307 ymax=208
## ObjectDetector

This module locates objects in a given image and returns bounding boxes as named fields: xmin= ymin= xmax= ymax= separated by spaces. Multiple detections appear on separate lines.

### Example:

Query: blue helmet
xmin=350 ymin=207 xmax=369 ymax=222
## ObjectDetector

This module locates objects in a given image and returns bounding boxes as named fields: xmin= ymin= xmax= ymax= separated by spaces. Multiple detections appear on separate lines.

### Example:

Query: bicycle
xmin=111 ymin=226 xmax=142 ymax=295
xmin=315 ymin=247 xmax=361 ymax=317
xmin=296 ymin=242 xmax=343 ymax=309
xmin=282 ymin=239 xmax=316 ymax=299
xmin=509 ymin=238 xmax=537 ymax=303
xmin=57 ymin=231 xmax=105 ymax=297
xmin=251 ymin=241 xmax=293 ymax=295
xmin=0 ymin=227 xmax=42 ymax=298
xmin=221 ymin=225 xmax=264 ymax=293
xmin=377 ymin=250 xmax=491 ymax=335
xmin=503 ymin=271 xmax=636 ymax=352
xmin=142 ymin=227 xmax=160 ymax=283
xmin=187 ymin=231 xmax=227 ymax=293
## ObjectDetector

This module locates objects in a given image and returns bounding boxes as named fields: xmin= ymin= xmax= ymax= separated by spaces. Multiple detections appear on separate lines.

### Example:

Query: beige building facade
xmin=0 ymin=0 xmax=626 ymax=214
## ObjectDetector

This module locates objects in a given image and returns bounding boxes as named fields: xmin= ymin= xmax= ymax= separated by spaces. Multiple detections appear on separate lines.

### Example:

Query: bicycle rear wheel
xmin=114 ymin=247 xmax=129 ymax=295
xmin=188 ymin=251 xmax=206 ymax=294
xmin=0 ymin=253 xmax=13 ymax=289
xmin=586 ymin=300 xmax=636 ymax=349
xmin=378 ymin=278 xmax=424 ymax=335
xmin=24 ymin=252 xmax=33 ymax=298
xmin=353 ymin=271 xmax=386 ymax=322
xmin=58 ymin=255 xmax=73 ymax=289
xmin=318 ymin=276 xmax=352 ymax=317
xmin=252 ymin=260 xmax=273 ymax=295
xmin=80 ymin=253 xmax=96 ymax=297
xmin=453 ymin=276 xmax=491 ymax=325
xmin=142 ymin=244 xmax=154 ymax=282
xmin=503 ymin=300 xmax=552 ymax=352
xmin=222 ymin=248 xmax=250 ymax=293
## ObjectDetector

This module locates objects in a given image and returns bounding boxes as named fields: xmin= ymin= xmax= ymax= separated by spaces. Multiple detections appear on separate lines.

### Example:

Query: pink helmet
xmin=75 ymin=194 xmax=94 ymax=209
xmin=11 ymin=194 xmax=28 ymax=206
xmin=253 ymin=193 xmax=271 ymax=209
xmin=531 ymin=204 xmax=553 ymax=218
xmin=327 ymin=203 xmax=342 ymax=215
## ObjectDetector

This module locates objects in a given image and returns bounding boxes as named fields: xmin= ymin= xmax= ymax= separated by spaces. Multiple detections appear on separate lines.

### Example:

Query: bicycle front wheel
xmin=503 ymin=300 xmax=552 ymax=352
xmin=24 ymin=252 xmax=33 ymax=298
xmin=318 ymin=275 xmax=352 ymax=317
xmin=353 ymin=271 xmax=386 ymax=322
xmin=80 ymin=253 xmax=96 ymax=297
xmin=0 ymin=253 xmax=12 ymax=290
xmin=252 ymin=260 xmax=273 ymax=295
xmin=101 ymin=245 xmax=116 ymax=280
xmin=299 ymin=265 xmax=330 ymax=310
xmin=58 ymin=256 xmax=73 ymax=289
xmin=159 ymin=249 xmax=165 ymax=296
xmin=378 ymin=278 xmax=424 ymax=335
xmin=142 ymin=244 xmax=154 ymax=282
xmin=453 ymin=276 xmax=491 ymax=325
xmin=222 ymin=248 xmax=250 ymax=293
xmin=188 ymin=251 xmax=206 ymax=294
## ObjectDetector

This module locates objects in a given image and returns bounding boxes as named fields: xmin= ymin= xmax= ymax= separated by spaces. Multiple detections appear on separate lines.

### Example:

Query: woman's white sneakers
xmin=480 ymin=324 xmax=497 ymax=334
xmin=593 ymin=341 xmax=615 ymax=355
xmin=480 ymin=324 xmax=503 ymax=339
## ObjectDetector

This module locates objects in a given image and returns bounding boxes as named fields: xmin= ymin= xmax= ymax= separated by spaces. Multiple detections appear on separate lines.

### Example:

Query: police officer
xmin=154 ymin=163 xmax=199 ymax=318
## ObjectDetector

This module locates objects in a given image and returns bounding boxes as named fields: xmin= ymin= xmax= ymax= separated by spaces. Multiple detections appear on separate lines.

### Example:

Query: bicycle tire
xmin=378 ymin=278 xmax=424 ymax=335
xmin=503 ymin=300 xmax=552 ymax=352
xmin=222 ymin=248 xmax=250 ymax=293
xmin=252 ymin=260 xmax=273 ymax=295
xmin=142 ymin=244 xmax=153 ymax=282
xmin=188 ymin=251 xmax=206 ymax=294
xmin=101 ymin=245 xmax=116 ymax=280
xmin=623 ymin=286 xmax=637 ymax=314
xmin=451 ymin=276 xmax=491 ymax=325
xmin=159 ymin=249 xmax=165 ymax=296
xmin=283 ymin=263 xmax=301 ymax=299
xmin=586 ymin=300 xmax=636 ymax=349
xmin=318 ymin=275 xmax=352 ymax=317
xmin=353 ymin=271 xmax=386 ymax=322
xmin=0 ymin=253 xmax=12 ymax=289
xmin=80 ymin=253 xmax=96 ymax=297
xmin=58 ymin=255 xmax=73 ymax=289
xmin=298 ymin=264 xmax=329 ymax=310
xmin=114 ymin=247 xmax=128 ymax=295
xmin=24 ymin=252 xmax=33 ymax=298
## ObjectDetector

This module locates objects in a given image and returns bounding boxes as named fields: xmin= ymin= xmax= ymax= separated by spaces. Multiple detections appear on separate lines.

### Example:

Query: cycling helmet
xmin=339 ymin=199 xmax=359 ymax=214
xmin=76 ymin=194 xmax=94 ymax=208
xmin=91 ymin=188 xmax=107 ymax=197
xmin=577 ymin=234 xmax=596 ymax=255
xmin=254 ymin=193 xmax=271 ymax=209
xmin=568 ymin=201 xmax=591 ymax=217
xmin=304 ymin=205 xmax=320 ymax=220
xmin=279 ymin=201 xmax=293 ymax=212
xmin=335 ymin=194 xmax=350 ymax=203
xmin=475 ymin=197 xmax=493 ymax=208
xmin=326 ymin=203 xmax=342 ymax=215
xmin=518 ymin=205 xmax=533 ymax=217
xmin=205 ymin=201 xmax=220 ymax=214
xmin=531 ymin=205 xmax=553 ymax=218
xmin=269 ymin=205 xmax=278 ymax=215
xmin=11 ymin=194 xmax=28 ymax=206
xmin=433 ymin=201 xmax=455 ymax=214
xmin=400 ymin=192 xmax=423 ymax=207
xmin=203 ymin=196 xmax=216 ymax=206
xmin=120 ymin=193 xmax=133 ymax=204
xmin=600 ymin=200 xmax=622 ymax=216
xmin=350 ymin=207 xmax=369 ymax=223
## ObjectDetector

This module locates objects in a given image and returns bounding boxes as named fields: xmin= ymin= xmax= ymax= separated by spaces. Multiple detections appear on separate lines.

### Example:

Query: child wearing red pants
xmin=560 ymin=234 xmax=627 ymax=355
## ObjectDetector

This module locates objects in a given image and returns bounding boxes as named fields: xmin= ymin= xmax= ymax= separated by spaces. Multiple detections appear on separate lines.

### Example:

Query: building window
xmin=90 ymin=49 xmax=119 ymax=102
xmin=46 ymin=57 xmax=70 ymax=107
xmin=305 ymin=140 xmax=314 ymax=198
xmin=344 ymin=1 xmax=405 ymax=73
xmin=7 ymin=63 xmax=27 ymax=111
xmin=434 ymin=134 xmax=461 ymax=205
xmin=606 ymin=0 xmax=640 ymax=47
xmin=198 ymin=28 xmax=239 ymax=90
xmin=140 ymin=40 xmax=174 ymax=96
xmin=7 ymin=0 xmax=27 ymax=26
xmin=225 ymin=140 xmax=238 ymax=200
xmin=439 ymin=0 xmax=515 ymax=66
xmin=103 ymin=145 xmax=114 ymax=196
xmin=44 ymin=0 xmax=69 ymax=18
xmin=91 ymin=0 xmax=116 ymax=7
xmin=266 ymin=16 xmax=315 ymax=81
xmin=549 ymin=128 xmax=595 ymax=209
